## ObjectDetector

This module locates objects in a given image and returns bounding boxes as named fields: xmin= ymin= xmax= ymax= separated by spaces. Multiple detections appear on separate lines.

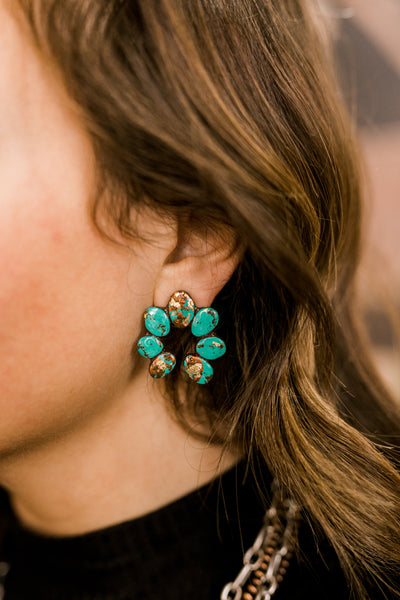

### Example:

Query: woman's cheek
xmin=0 ymin=178 xmax=136 ymax=453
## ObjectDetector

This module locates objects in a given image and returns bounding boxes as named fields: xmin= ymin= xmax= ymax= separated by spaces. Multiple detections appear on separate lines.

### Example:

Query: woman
xmin=0 ymin=0 xmax=399 ymax=598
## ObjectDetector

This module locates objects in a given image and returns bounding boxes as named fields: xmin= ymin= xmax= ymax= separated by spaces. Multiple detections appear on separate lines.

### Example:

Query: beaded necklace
xmin=221 ymin=480 xmax=300 ymax=600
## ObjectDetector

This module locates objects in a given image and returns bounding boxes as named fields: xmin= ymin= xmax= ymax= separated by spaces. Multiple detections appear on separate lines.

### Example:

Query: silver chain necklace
xmin=221 ymin=480 xmax=300 ymax=600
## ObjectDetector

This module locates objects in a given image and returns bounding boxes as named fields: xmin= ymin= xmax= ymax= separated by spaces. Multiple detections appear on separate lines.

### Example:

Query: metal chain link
xmin=220 ymin=481 xmax=299 ymax=600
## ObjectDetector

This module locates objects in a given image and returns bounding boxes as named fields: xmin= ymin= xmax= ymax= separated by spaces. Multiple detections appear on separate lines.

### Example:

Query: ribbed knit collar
xmin=0 ymin=461 xmax=270 ymax=600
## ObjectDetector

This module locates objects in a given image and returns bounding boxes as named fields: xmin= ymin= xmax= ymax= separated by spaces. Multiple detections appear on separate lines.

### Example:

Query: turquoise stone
xmin=196 ymin=336 xmax=226 ymax=360
xmin=191 ymin=308 xmax=219 ymax=337
xmin=168 ymin=291 xmax=195 ymax=328
xmin=137 ymin=335 xmax=163 ymax=359
xmin=149 ymin=352 xmax=176 ymax=378
xmin=143 ymin=307 xmax=170 ymax=337
xmin=183 ymin=354 xmax=213 ymax=384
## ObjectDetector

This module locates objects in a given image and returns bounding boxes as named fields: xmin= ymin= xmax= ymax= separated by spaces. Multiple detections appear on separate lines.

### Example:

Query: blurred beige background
xmin=331 ymin=0 xmax=400 ymax=397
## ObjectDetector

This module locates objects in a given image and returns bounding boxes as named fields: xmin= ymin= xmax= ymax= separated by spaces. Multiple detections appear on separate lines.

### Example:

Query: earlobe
xmin=153 ymin=226 xmax=242 ymax=309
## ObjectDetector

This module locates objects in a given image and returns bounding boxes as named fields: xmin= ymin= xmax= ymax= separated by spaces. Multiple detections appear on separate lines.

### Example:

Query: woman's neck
xmin=0 ymin=372 xmax=237 ymax=537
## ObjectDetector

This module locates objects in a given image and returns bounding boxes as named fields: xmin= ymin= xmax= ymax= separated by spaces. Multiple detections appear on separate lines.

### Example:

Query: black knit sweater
xmin=0 ymin=462 xmax=352 ymax=600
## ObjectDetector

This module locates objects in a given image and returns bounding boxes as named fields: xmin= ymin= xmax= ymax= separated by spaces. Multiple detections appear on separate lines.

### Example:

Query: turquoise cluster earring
xmin=137 ymin=291 xmax=226 ymax=384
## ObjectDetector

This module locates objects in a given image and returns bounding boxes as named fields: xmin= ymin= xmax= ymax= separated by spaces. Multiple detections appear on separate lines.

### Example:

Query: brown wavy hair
xmin=14 ymin=0 xmax=400 ymax=598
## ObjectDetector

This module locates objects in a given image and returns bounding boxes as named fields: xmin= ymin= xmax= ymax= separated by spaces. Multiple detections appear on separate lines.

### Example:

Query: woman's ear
xmin=153 ymin=221 xmax=242 ymax=308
